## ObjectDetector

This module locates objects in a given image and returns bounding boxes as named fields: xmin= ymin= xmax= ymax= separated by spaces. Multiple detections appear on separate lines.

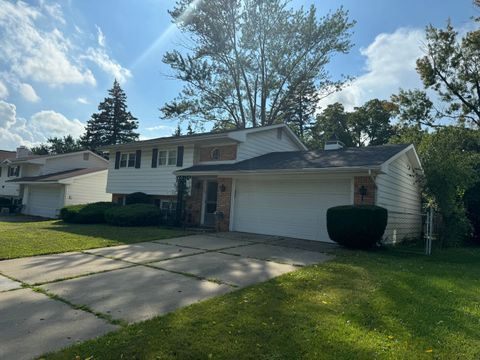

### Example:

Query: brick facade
xmin=353 ymin=176 xmax=376 ymax=205
xmin=215 ymin=177 xmax=232 ymax=232
xmin=199 ymin=145 xmax=237 ymax=162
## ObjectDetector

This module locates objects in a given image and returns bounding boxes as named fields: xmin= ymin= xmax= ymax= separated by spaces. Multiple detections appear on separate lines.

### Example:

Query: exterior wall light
xmin=219 ymin=184 xmax=226 ymax=192
xmin=359 ymin=185 xmax=367 ymax=203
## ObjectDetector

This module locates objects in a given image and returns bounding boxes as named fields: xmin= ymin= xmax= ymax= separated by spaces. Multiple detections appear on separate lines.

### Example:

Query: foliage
xmin=60 ymin=202 xmax=119 ymax=224
xmin=125 ymin=192 xmax=152 ymax=205
xmin=279 ymin=76 xmax=320 ymax=141
xmin=31 ymin=135 xmax=83 ymax=155
xmin=326 ymin=205 xmax=388 ymax=249
xmin=162 ymin=0 xmax=354 ymax=129
xmin=419 ymin=127 xmax=480 ymax=245
xmin=310 ymin=99 xmax=397 ymax=148
xmin=0 ymin=219 xmax=188 ymax=260
xmin=394 ymin=22 xmax=480 ymax=128
xmin=465 ymin=182 xmax=480 ymax=244
xmin=105 ymin=204 xmax=161 ymax=227
xmin=45 ymin=247 xmax=480 ymax=360
xmin=82 ymin=79 xmax=139 ymax=149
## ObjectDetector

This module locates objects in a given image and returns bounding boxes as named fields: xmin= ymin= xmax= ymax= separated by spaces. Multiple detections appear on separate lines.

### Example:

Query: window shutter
xmin=176 ymin=146 xmax=184 ymax=167
xmin=135 ymin=150 xmax=142 ymax=168
xmin=151 ymin=148 xmax=158 ymax=168
xmin=114 ymin=151 xmax=121 ymax=169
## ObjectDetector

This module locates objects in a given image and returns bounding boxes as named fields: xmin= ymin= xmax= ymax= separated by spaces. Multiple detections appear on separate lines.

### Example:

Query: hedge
xmin=104 ymin=203 xmax=161 ymax=227
xmin=60 ymin=202 xmax=118 ymax=224
xmin=327 ymin=205 xmax=388 ymax=249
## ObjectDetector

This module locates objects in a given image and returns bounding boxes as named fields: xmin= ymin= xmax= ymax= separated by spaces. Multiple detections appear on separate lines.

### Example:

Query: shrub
xmin=105 ymin=203 xmax=161 ymax=227
xmin=327 ymin=205 xmax=388 ymax=249
xmin=125 ymin=192 xmax=151 ymax=205
xmin=60 ymin=202 xmax=118 ymax=224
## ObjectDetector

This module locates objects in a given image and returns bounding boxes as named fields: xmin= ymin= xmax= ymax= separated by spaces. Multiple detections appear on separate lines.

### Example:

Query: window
xmin=158 ymin=149 xmax=177 ymax=166
xmin=168 ymin=149 xmax=177 ymax=165
xmin=119 ymin=152 xmax=136 ymax=168
xmin=277 ymin=128 xmax=283 ymax=140
xmin=210 ymin=148 xmax=220 ymax=160
xmin=8 ymin=166 xmax=19 ymax=177
xmin=120 ymin=154 xmax=128 ymax=168
xmin=160 ymin=200 xmax=177 ymax=211
xmin=127 ymin=153 xmax=136 ymax=167
xmin=83 ymin=153 xmax=90 ymax=161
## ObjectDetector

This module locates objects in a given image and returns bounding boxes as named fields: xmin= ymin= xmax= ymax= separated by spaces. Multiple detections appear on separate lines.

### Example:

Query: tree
xmin=161 ymin=0 xmax=354 ymax=129
xmin=280 ymin=76 xmax=319 ymax=141
xmin=82 ymin=80 xmax=139 ymax=149
xmin=406 ymin=21 xmax=480 ymax=127
xmin=310 ymin=103 xmax=352 ymax=148
xmin=31 ymin=135 xmax=83 ymax=155
xmin=309 ymin=99 xmax=397 ymax=149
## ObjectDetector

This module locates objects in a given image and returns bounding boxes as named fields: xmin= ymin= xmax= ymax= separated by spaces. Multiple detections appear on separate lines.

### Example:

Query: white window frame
xmin=158 ymin=149 xmax=177 ymax=167
xmin=119 ymin=152 xmax=136 ymax=168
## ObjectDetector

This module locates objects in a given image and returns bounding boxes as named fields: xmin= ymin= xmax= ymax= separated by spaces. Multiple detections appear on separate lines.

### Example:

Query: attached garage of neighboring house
xmin=8 ymin=168 xmax=111 ymax=218
xmin=177 ymin=142 xmax=423 ymax=244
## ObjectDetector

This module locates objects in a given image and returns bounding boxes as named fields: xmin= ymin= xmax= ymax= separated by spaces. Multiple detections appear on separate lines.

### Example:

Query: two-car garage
xmin=231 ymin=177 xmax=353 ymax=242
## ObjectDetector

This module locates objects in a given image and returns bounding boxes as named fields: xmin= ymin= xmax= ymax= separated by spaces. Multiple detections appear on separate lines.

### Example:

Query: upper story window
xmin=83 ymin=153 xmax=90 ymax=161
xmin=210 ymin=148 xmax=220 ymax=160
xmin=119 ymin=152 xmax=136 ymax=168
xmin=8 ymin=166 xmax=20 ymax=177
xmin=159 ymin=149 xmax=177 ymax=166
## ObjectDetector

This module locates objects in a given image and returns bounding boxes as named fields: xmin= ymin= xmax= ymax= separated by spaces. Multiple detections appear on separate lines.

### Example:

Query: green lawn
xmin=44 ymin=246 xmax=480 ymax=360
xmin=0 ymin=218 xmax=188 ymax=259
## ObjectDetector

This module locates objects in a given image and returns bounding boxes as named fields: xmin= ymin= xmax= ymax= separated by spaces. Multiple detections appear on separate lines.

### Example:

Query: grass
xmin=44 ymin=246 xmax=480 ymax=360
xmin=0 ymin=218 xmax=188 ymax=259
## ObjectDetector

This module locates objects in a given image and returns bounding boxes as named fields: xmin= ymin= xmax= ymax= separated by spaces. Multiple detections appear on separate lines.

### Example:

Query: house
xmin=1 ymin=148 xmax=111 ymax=218
xmin=103 ymin=124 xmax=423 ymax=243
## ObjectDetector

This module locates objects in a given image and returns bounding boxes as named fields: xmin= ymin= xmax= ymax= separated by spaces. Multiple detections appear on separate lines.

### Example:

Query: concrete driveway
xmin=0 ymin=232 xmax=335 ymax=360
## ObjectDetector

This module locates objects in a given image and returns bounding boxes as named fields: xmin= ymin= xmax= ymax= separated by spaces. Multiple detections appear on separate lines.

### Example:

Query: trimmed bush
xmin=105 ymin=203 xmax=161 ymax=227
xmin=60 ymin=202 xmax=118 ymax=224
xmin=125 ymin=192 xmax=151 ymax=205
xmin=327 ymin=205 xmax=388 ymax=249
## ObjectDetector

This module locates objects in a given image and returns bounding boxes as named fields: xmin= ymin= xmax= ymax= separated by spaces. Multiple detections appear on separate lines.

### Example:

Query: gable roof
xmin=3 ymin=150 xmax=107 ymax=165
xmin=101 ymin=124 xmax=307 ymax=151
xmin=177 ymin=144 xmax=414 ymax=175
xmin=7 ymin=168 xmax=107 ymax=184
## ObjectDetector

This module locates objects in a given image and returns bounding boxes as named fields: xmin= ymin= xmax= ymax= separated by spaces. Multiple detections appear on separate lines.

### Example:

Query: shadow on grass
xmin=43 ymin=246 xmax=480 ymax=360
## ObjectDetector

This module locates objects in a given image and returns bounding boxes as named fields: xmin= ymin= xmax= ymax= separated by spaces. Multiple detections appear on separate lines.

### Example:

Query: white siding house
xmin=2 ymin=150 xmax=110 ymax=218
xmin=105 ymin=125 xmax=423 ymax=244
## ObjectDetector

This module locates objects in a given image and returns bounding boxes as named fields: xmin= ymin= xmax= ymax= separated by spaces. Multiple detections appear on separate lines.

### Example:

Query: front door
xmin=203 ymin=181 xmax=218 ymax=227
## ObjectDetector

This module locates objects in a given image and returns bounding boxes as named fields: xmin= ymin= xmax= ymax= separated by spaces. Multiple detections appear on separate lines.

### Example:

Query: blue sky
xmin=0 ymin=0 xmax=477 ymax=150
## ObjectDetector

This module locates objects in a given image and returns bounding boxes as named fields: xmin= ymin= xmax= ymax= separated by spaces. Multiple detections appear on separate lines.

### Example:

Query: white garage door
xmin=25 ymin=185 xmax=63 ymax=218
xmin=232 ymin=178 xmax=352 ymax=242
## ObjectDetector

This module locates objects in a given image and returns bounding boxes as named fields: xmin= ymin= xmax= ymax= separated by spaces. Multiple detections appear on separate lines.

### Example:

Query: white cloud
xmin=0 ymin=100 xmax=85 ymax=149
xmin=0 ymin=80 xmax=8 ymax=99
xmin=319 ymin=28 xmax=425 ymax=110
xmin=18 ymin=83 xmax=40 ymax=102
xmin=39 ymin=0 xmax=65 ymax=24
xmin=76 ymin=97 xmax=89 ymax=104
xmin=96 ymin=25 xmax=106 ymax=47
xmin=0 ymin=1 xmax=96 ymax=87
xmin=146 ymin=125 xmax=173 ymax=131
xmin=83 ymin=48 xmax=132 ymax=83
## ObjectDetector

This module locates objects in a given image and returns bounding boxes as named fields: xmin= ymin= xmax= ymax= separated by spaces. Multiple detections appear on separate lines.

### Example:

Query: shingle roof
xmin=7 ymin=168 xmax=106 ymax=183
xmin=0 ymin=150 xmax=16 ymax=162
xmin=178 ymin=144 xmax=411 ymax=173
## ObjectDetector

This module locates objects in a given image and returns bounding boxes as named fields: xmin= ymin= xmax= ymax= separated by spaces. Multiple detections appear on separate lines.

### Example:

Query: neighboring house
xmin=1 ymin=148 xmax=111 ymax=218
xmin=104 ymin=124 xmax=423 ymax=243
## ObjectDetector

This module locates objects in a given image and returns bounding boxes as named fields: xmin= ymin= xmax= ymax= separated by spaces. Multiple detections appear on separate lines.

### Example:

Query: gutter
xmin=174 ymin=166 xmax=384 ymax=177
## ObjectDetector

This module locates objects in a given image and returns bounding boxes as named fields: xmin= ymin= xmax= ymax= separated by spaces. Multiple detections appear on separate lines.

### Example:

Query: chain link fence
xmin=384 ymin=207 xmax=440 ymax=255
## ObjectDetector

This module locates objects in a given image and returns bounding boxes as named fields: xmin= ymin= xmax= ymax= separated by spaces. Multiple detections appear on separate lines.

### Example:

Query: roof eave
xmin=175 ymin=166 xmax=383 ymax=177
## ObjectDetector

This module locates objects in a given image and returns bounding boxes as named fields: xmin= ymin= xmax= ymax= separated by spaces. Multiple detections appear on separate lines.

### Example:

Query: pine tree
xmin=82 ymin=80 xmax=139 ymax=149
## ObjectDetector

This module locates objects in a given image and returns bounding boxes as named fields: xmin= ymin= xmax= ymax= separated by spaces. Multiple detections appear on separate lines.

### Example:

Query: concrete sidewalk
xmin=0 ymin=233 xmax=334 ymax=359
